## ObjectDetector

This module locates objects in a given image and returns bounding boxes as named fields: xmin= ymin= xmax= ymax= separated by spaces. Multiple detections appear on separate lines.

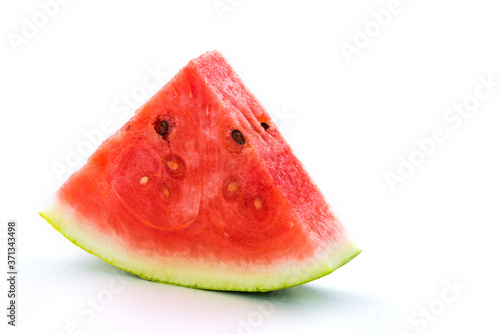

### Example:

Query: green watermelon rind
xmin=40 ymin=198 xmax=361 ymax=292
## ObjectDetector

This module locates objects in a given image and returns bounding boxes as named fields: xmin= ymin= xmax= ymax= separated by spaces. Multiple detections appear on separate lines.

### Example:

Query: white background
xmin=1 ymin=0 xmax=500 ymax=333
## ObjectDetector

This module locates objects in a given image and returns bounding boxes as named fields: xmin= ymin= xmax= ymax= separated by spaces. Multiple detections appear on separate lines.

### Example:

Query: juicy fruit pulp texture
xmin=41 ymin=51 xmax=360 ymax=291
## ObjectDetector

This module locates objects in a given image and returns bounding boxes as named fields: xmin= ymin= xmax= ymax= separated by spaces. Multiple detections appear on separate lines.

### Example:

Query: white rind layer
xmin=40 ymin=196 xmax=361 ymax=292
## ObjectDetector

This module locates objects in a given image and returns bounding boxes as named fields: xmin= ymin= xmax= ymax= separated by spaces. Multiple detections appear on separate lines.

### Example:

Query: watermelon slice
xmin=41 ymin=51 xmax=360 ymax=291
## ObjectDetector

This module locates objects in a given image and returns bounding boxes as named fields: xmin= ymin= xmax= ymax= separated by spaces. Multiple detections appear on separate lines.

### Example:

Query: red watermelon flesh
xmin=40 ymin=51 xmax=360 ymax=291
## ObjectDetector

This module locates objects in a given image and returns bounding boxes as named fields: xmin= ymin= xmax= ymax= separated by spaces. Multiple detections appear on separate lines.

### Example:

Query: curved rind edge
xmin=40 ymin=198 xmax=361 ymax=292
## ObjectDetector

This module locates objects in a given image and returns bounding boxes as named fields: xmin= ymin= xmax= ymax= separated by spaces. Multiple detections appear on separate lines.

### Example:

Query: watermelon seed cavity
xmin=260 ymin=122 xmax=269 ymax=131
xmin=231 ymin=129 xmax=245 ymax=145
xmin=155 ymin=119 xmax=170 ymax=137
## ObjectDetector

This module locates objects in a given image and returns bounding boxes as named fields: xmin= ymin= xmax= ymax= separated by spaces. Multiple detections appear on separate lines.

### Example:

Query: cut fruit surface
xmin=41 ymin=51 xmax=360 ymax=291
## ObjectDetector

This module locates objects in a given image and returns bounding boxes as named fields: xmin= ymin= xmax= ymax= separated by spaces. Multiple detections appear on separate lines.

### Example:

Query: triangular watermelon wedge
xmin=41 ymin=51 xmax=360 ymax=291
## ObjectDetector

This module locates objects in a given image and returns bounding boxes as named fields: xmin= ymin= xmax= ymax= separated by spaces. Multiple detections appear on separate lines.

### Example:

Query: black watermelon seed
xmin=156 ymin=120 xmax=170 ymax=137
xmin=231 ymin=129 xmax=245 ymax=145
xmin=260 ymin=122 xmax=270 ymax=131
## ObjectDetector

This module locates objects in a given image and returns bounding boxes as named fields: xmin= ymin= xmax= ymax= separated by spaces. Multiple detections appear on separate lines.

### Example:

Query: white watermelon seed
xmin=163 ymin=187 xmax=170 ymax=197
xmin=254 ymin=198 xmax=262 ymax=209
xmin=140 ymin=176 xmax=149 ymax=185
xmin=167 ymin=161 xmax=179 ymax=170
xmin=227 ymin=181 xmax=239 ymax=192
